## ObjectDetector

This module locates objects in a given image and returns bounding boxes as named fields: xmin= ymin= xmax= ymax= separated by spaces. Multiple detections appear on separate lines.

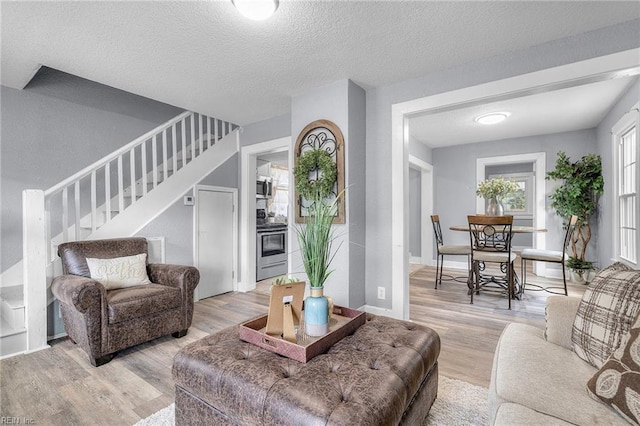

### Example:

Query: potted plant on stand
xmin=476 ymin=177 xmax=519 ymax=216
xmin=546 ymin=151 xmax=604 ymax=283
xmin=294 ymin=148 xmax=343 ymax=336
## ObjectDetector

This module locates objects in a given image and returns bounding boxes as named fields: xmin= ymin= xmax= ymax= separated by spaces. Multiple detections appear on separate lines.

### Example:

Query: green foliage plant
xmin=295 ymin=192 xmax=344 ymax=288
xmin=546 ymin=151 xmax=604 ymax=270
xmin=294 ymin=149 xmax=336 ymax=201
xmin=293 ymin=148 xmax=344 ymax=288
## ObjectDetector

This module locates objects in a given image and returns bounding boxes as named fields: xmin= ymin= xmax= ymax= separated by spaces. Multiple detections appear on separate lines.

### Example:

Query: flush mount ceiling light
xmin=232 ymin=0 xmax=279 ymax=20
xmin=474 ymin=112 xmax=511 ymax=125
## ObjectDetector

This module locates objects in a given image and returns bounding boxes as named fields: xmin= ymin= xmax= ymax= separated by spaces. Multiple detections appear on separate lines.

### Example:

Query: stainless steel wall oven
xmin=256 ymin=225 xmax=287 ymax=281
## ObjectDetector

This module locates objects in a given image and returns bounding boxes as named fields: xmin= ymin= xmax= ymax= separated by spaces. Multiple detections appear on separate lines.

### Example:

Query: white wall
xmin=409 ymin=167 xmax=422 ymax=257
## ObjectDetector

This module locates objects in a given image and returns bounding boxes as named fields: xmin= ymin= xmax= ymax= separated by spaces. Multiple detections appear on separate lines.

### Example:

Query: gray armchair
xmin=51 ymin=237 xmax=200 ymax=366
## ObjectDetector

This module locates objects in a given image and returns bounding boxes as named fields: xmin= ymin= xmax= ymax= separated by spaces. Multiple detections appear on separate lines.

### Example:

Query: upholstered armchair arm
xmin=147 ymin=264 xmax=200 ymax=294
xmin=544 ymin=296 xmax=581 ymax=350
xmin=51 ymin=275 xmax=107 ymax=362
xmin=148 ymin=264 xmax=200 ymax=332
xmin=51 ymin=275 xmax=105 ymax=314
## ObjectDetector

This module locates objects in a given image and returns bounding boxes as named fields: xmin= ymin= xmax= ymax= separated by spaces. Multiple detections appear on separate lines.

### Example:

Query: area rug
xmin=134 ymin=376 xmax=488 ymax=426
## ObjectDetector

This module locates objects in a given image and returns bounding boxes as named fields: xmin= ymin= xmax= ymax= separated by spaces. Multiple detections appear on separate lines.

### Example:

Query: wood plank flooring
xmin=0 ymin=267 xmax=586 ymax=424
xmin=409 ymin=265 xmax=586 ymax=387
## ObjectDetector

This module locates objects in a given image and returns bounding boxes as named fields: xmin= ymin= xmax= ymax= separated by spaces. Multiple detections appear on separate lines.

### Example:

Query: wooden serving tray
xmin=239 ymin=305 xmax=366 ymax=363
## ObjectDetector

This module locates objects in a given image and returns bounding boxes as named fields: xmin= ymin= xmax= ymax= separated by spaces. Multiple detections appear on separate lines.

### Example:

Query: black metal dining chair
xmin=520 ymin=215 xmax=578 ymax=296
xmin=430 ymin=215 xmax=471 ymax=289
xmin=467 ymin=215 xmax=516 ymax=309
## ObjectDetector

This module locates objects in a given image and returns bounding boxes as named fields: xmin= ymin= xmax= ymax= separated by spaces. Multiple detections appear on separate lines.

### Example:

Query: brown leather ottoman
xmin=172 ymin=314 xmax=440 ymax=425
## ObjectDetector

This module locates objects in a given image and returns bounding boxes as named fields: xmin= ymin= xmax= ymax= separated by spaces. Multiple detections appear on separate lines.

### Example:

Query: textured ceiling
xmin=2 ymin=1 xmax=639 ymax=127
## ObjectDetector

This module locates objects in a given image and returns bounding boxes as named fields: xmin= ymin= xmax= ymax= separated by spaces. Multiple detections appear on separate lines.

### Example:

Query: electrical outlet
xmin=377 ymin=286 xmax=386 ymax=300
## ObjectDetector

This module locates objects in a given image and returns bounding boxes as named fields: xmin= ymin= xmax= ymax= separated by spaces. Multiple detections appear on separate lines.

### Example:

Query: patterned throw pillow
xmin=86 ymin=253 xmax=151 ymax=290
xmin=572 ymin=262 xmax=640 ymax=368
xmin=588 ymin=313 xmax=640 ymax=424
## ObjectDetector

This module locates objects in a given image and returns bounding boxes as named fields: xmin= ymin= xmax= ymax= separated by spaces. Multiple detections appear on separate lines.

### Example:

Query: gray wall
xmin=290 ymin=79 xmax=367 ymax=308
xmin=365 ymin=18 xmax=639 ymax=309
xmin=1 ymin=67 xmax=184 ymax=272
xmin=2 ymin=68 xmax=244 ymax=337
xmin=9 ymin=19 xmax=640 ymax=332
xmin=240 ymin=113 xmax=291 ymax=148
xmin=432 ymin=129 xmax=598 ymax=263
xmin=596 ymin=77 xmax=640 ymax=269
xmin=347 ymin=80 xmax=367 ymax=308
xmin=136 ymin=153 xmax=240 ymax=267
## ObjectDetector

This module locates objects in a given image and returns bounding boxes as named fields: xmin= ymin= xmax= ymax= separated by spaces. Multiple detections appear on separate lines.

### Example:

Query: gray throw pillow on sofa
xmin=572 ymin=262 xmax=640 ymax=369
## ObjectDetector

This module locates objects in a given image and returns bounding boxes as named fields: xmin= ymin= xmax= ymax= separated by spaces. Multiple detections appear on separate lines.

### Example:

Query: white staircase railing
xmin=19 ymin=111 xmax=237 ymax=354
xmin=42 ymin=111 xmax=235 ymax=262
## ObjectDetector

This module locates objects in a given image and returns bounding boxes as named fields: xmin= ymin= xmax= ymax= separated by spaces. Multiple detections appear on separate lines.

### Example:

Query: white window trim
xmin=612 ymin=101 xmax=640 ymax=267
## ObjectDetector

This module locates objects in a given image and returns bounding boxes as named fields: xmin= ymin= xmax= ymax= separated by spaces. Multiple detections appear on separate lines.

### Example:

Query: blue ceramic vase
xmin=304 ymin=286 xmax=329 ymax=336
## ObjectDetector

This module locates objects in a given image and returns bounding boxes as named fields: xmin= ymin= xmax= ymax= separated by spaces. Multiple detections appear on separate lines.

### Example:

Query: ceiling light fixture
xmin=232 ymin=0 xmax=279 ymax=20
xmin=474 ymin=112 xmax=510 ymax=125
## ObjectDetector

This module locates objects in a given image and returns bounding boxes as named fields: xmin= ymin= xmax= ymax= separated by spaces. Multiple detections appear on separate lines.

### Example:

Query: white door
xmin=197 ymin=188 xmax=235 ymax=299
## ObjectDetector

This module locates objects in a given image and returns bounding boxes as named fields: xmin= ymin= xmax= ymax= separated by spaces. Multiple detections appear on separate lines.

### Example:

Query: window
xmin=613 ymin=103 xmax=640 ymax=266
xmin=267 ymin=164 xmax=289 ymax=217
xmin=489 ymin=172 xmax=534 ymax=219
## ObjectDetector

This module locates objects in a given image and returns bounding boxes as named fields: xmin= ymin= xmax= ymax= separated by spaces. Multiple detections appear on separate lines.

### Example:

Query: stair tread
xmin=0 ymin=285 xmax=24 ymax=308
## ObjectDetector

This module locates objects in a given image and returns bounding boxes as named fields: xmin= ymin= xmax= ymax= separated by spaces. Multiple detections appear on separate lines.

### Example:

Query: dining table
xmin=449 ymin=225 xmax=548 ymax=233
xmin=449 ymin=223 xmax=547 ymax=299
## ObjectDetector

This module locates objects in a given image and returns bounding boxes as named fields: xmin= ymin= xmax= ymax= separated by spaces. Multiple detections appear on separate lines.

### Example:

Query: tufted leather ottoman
xmin=172 ymin=314 xmax=440 ymax=425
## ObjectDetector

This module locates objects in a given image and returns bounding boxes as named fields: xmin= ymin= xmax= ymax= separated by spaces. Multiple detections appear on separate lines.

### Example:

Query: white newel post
xmin=23 ymin=189 xmax=50 ymax=353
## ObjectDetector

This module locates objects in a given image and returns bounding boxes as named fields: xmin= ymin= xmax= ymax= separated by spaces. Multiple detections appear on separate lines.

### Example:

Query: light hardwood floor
xmin=0 ymin=266 xmax=586 ymax=425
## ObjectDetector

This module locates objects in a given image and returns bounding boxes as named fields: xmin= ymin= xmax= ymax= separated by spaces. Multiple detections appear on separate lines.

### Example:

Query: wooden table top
xmin=449 ymin=225 xmax=547 ymax=233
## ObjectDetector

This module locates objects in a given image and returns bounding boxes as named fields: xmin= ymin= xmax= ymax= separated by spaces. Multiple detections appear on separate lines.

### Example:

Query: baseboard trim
xmin=359 ymin=304 xmax=401 ymax=319
xmin=0 ymin=350 xmax=26 ymax=360
xmin=25 ymin=344 xmax=51 ymax=354
xmin=48 ymin=332 xmax=68 ymax=341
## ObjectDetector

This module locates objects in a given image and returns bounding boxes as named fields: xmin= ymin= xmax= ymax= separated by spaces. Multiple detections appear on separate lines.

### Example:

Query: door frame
xmin=408 ymin=155 xmax=434 ymax=266
xmin=476 ymin=153 xmax=546 ymax=276
xmin=390 ymin=48 xmax=640 ymax=320
xmin=193 ymin=185 xmax=238 ymax=301
xmin=239 ymin=136 xmax=291 ymax=292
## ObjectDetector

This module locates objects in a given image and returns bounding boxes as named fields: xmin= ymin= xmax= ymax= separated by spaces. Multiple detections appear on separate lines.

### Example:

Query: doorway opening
xmin=390 ymin=49 xmax=640 ymax=320
xmin=408 ymin=155 xmax=434 ymax=267
xmin=476 ymin=153 xmax=546 ymax=276
xmin=239 ymin=137 xmax=291 ymax=293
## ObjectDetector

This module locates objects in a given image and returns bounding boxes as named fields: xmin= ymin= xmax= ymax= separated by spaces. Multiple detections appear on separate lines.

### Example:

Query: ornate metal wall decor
xmin=294 ymin=119 xmax=345 ymax=224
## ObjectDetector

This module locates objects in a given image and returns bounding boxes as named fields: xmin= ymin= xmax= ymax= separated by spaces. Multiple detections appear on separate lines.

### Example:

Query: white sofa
xmin=488 ymin=296 xmax=627 ymax=425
